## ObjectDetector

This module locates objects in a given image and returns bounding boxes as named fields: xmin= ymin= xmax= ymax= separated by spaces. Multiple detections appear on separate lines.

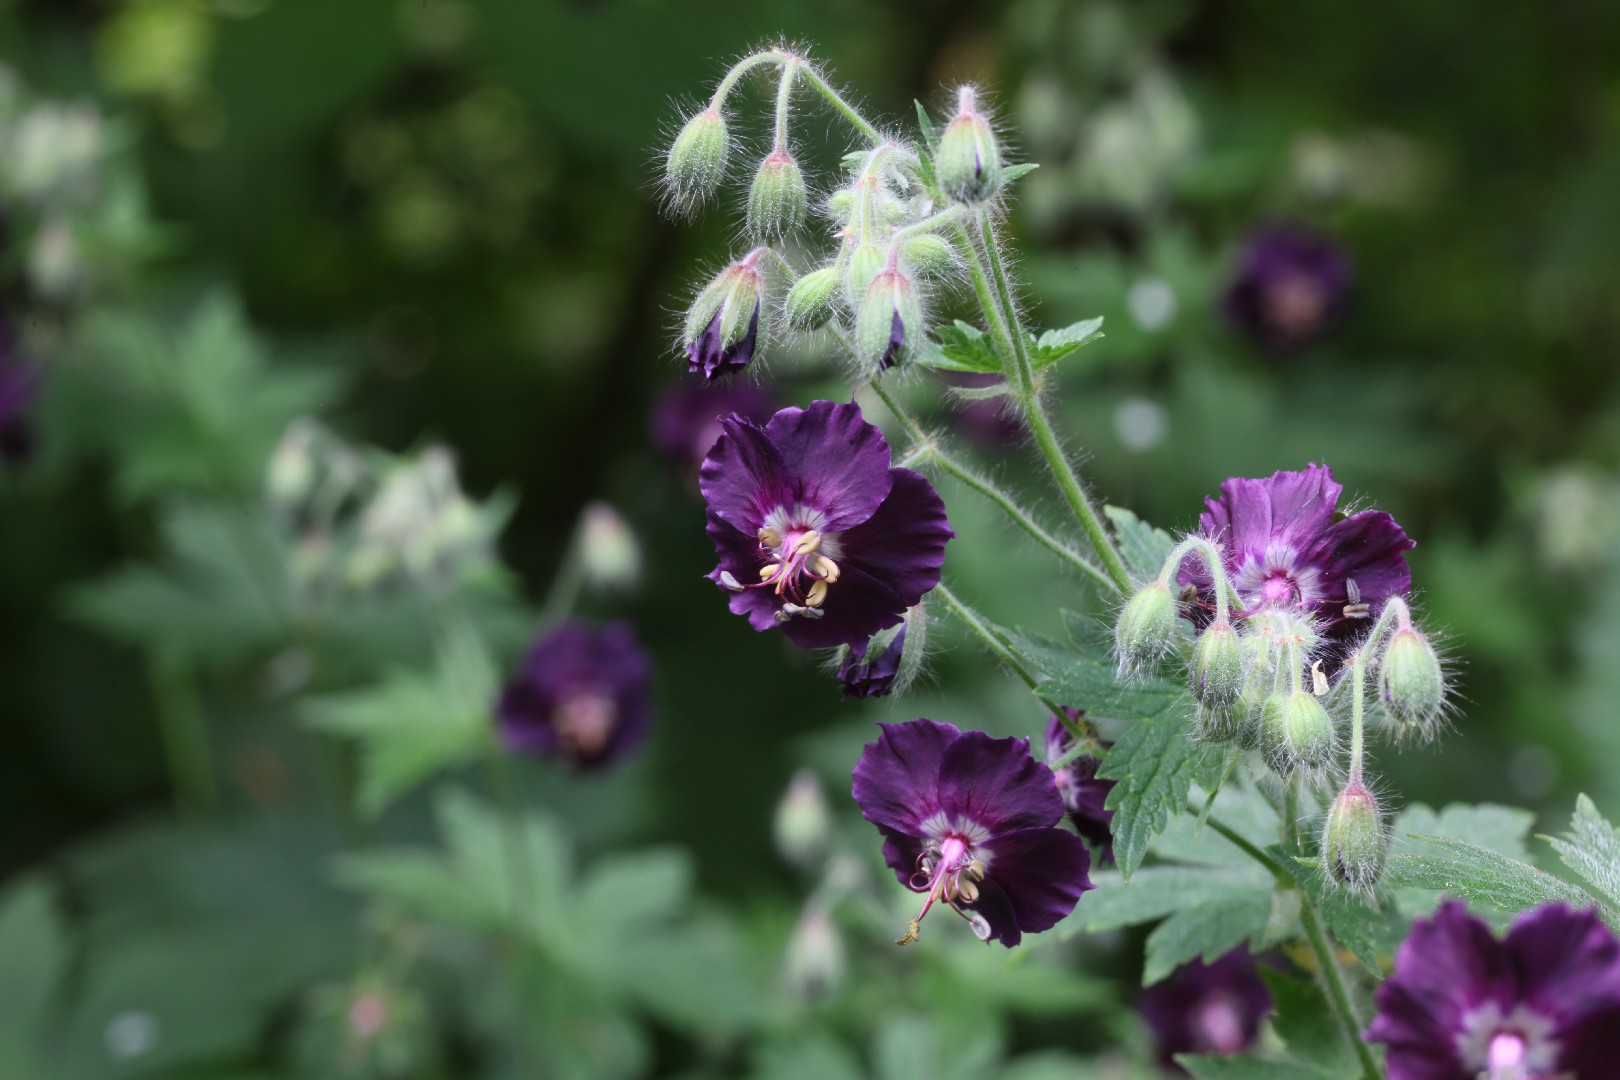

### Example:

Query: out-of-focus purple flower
xmin=0 ymin=317 xmax=40 ymax=465
xmin=1139 ymin=950 xmax=1272 ymax=1068
xmin=497 ymin=620 xmax=652 ymax=769
xmin=852 ymin=719 xmax=1092 ymax=948
xmin=837 ymin=620 xmax=905 ymax=699
xmin=1223 ymin=224 xmax=1351 ymax=352
xmin=940 ymin=372 xmax=1022 ymax=450
xmin=701 ymin=400 xmax=953 ymax=650
xmin=1366 ymin=901 xmax=1620 ymax=1080
xmin=1044 ymin=710 xmax=1115 ymax=864
xmin=1179 ymin=463 xmax=1414 ymax=632
xmin=648 ymin=378 xmax=775 ymax=477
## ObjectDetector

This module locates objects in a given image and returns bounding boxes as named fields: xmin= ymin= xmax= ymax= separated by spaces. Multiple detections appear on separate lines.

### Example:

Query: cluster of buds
xmin=661 ymin=49 xmax=1012 ymax=381
xmin=1112 ymin=466 xmax=1449 ymax=894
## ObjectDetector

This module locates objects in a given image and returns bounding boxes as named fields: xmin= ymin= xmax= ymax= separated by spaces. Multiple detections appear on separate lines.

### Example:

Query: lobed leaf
xmin=1544 ymin=794 xmax=1620 ymax=910
xmin=1097 ymin=694 xmax=1201 ymax=880
xmin=1104 ymin=505 xmax=1177 ymax=585
xmin=1384 ymin=836 xmax=1601 ymax=919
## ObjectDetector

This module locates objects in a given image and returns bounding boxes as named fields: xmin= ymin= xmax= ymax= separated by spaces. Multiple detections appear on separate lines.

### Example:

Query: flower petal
xmin=1366 ymin=901 xmax=1504 ymax=1076
xmin=762 ymin=400 xmax=896 ymax=533
xmin=972 ymin=826 xmax=1092 ymax=944
xmin=704 ymin=512 xmax=782 ymax=633
xmin=1503 ymin=904 xmax=1620 ymax=1074
xmin=1303 ymin=508 xmax=1415 ymax=613
xmin=937 ymin=731 xmax=1064 ymax=835
xmin=852 ymin=719 xmax=962 ymax=835
xmin=699 ymin=414 xmax=793 ymax=535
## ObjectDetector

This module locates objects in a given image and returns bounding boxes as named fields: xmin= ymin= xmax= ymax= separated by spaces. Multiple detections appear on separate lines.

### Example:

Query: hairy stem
xmin=798 ymin=63 xmax=882 ymax=144
xmin=710 ymin=51 xmax=786 ymax=111
xmin=965 ymin=212 xmax=1132 ymax=593
xmin=771 ymin=61 xmax=798 ymax=151
xmin=1299 ymin=896 xmax=1383 ymax=1080
xmin=870 ymin=380 xmax=1112 ymax=590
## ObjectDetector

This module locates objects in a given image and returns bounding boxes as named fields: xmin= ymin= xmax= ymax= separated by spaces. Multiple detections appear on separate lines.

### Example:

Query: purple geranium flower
xmin=1223 ymin=224 xmax=1351 ymax=352
xmin=648 ymin=378 xmax=775 ymax=477
xmin=497 ymin=620 xmax=652 ymax=768
xmin=1366 ymin=901 xmax=1620 ymax=1080
xmin=1180 ymin=463 xmax=1414 ymax=632
xmin=700 ymin=400 xmax=953 ymax=649
xmin=1044 ymin=710 xmax=1116 ymax=864
xmin=837 ymin=620 xmax=906 ymax=699
xmin=852 ymin=719 xmax=1093 ymax=948
xmin=687 ymin=304 xmax=759 ymax=379
xmin=1139 ymin=950 xmax=1272 ymax=1069
xmin=0 ymin=316 xmax=40 ymax=465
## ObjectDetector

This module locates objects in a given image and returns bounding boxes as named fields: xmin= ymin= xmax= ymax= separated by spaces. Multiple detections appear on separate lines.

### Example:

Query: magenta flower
xmin=1044 ymin=711 xmax=1115 ymax=864
xmin=1180 ymin=463 xmax=1413 ymax=632
xmin=1139 ymin=950 xmax=1272 ymax=1069
xmin=1223 ymin=224 xmax=1351 ymax=352
xmin=1366 ymin=901 xmax=1620 ymax=1080
xmin=852 ymin=719 xmax=1092 ymax=948
xmin=701 ymin=400 xmax=953 ymax=649
xmin=647 ymin=378 xmax=775 ymax=477
xmin=497 ymin=620 xmax=652 ymax=768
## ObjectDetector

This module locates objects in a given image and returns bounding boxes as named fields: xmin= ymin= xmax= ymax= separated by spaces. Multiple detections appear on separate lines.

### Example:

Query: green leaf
xmin=1021 ymin=634 xmax=1186 ymax=723
xmin=0 ymin=878 xmax=68 ymax=1074
xmin=1143 ymin=889 xmax=1273 ymax=984
xmin=303 ymin=623 xmax=495 ymax=819
xmin=915 ymin=319 xmax=1003 ymax=375
xmin=1544 ymin=794 xmax=1620 ymax=909
xmin=1001 ymin=162 xmax=1039 ymax=184
xmin=1098 ymin=693 xmax=1201 ymax=880
xmin=1029 ymin=316 xmax=1105 ymax=369
xmin=1104 ymin=505 xmax=1177 ymax=584
xmin=1073 ymin=866 xmax=1270 ymax=933
xmin=1259 ymin=969 xmax=1358 ymax=1075
xmin=1293 ymin=858 xmax=1405 ymax=975
xmin=1384 ymin=836 xmax=1599 ymax=917
xmin=330 ymin=850 xmax=494 ymax=930
xmin=1178 ymin=1055 xmax=1334 ymax=1080
xmin=1393 ymin=802 xmax=1535 ymax=861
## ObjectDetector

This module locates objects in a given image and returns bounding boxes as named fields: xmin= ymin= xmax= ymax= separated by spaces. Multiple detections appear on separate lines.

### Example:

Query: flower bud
xmin=844 ymin=242 xmax=886 ymax=306
xmin=837 ymin=605 xmax=925 ymax=699
xmin=902 ymin=234 xmax=954 ymax=278
xmin=827 ymin=189 xmax=855 ymax=220
xmin=1114 ymin=582 xmax=1178 ymax=673
xmin=1321 ymin=781 xmax=1386 ymax=892
xmin=684 ymin=258 xmax=764 ymax=379
xmin=783 ymin=909 xmax=844 ymax=999
xmin=783 ymin=267 xmax=840 ymax=332
xmin=577 ymin=501 xmax=640 ymax=592
xmin=773 ymin=769 xmax=831 ymax=867
xmin=1191 ymin=619 xmax=1244 ymax=710
xmin=665 ymin=108 xmax=728 ymax=212
xmin=266 ymin=419 xmax=319 ymax=520
xmin=1379 ymin=626 xmax=1445 ymax=737
xmin=856 ymin=268 xmax=921 ymax=371
xmin=746 ymin=150 xmax=808 ymax=238
xmin=1262 ymin=690 xmax=1335 ymax=774
xmin=936 ymin=87 xmax=1003 ymax=204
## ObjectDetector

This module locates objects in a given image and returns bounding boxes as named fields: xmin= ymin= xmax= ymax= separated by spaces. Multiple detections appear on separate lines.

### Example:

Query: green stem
xmin=932 ymin=582 xmax=1065 ymax=716
xmin=771 ymin=61 xmax=797 ymax=150
xmin=869 ymin=380 xmax=1111 ymax=590
xmin=967 ymin=212 xmax=1132 ymax=594
xmin=710 ymin=51 xmax=785 ymax=111
xmin=798 ymin=63 xmax=882 ymax=144
xmin=1348 ymin=651 xmax=1368 ymax=783
xmin=1299 ymin=895 xmax=1383 ymax=1080
xmin=148 ymin=647 xmax=217 ymax=816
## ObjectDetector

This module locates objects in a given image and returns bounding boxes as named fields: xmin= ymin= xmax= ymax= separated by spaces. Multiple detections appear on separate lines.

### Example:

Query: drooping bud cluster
xmin=664 ymin=108 xmax=729 ymax=214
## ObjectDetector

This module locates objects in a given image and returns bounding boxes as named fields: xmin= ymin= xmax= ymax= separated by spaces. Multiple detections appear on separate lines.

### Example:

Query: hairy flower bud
xmin=684 ymin=256 xmax=765 ymax=379
xmin=936 ymin=87 xmax=1003 ymax=204
xmin=844 ymin=242 xmax=886 ymax=306
xmin=903 ymin=234 xmax=954 ymax=278
xmin=577 ymin=501 xmax=640 ymax=592
xmin=783 ymin=909 xmax=845 ymax=999
xmin=665 ymin=109 xmax=728 ymax=212
xmin=1192 ymin=619 xmax=1245 ymax=710
xmin=747 ymin=150 xmax=808 ymax=238
xmin=1115 ymin=582 xmax=1178 ymax=673
xmin=1380 ymin=626 xmax=1445 ymax=737
xmin=856 ymin=267 xmax=921 ymax=371
xmin=1262 ymin=690 xmax=1335 ymax=774
xmin=773 ymin=769 xmax=831 ymax=867
xmin=1322 ymin=781 xmax=1386 ymax=892
xmin=783 ymin=267 xmax=840 ymax=331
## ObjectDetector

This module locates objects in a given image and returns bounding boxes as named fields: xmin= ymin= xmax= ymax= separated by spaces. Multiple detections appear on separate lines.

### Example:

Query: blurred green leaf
xmin=0 ymin=877 xmax=68 ymax=1075
xmin=1104 ymin=505 xmax=1176 ymax=585
xmin=1259 ymin=968 xmax=1358 ymax=1075
xmin=1544 ymin=794 xmax=1620 ymax=909
xmin=1383 ymin=837 xmax=1604 ymax=925
xmin=1292 ymin=858 xmax=1405 ymax=975
xmin=1178 ymin=1055 xmax=1335 ymax=1080
xmin=1142 ymin=889 xmax=1273 ymax=984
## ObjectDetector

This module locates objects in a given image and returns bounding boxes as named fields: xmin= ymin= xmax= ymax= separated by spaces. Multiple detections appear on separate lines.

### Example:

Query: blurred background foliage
xmin=2 ymin=0 xmax=1620 ymax=1076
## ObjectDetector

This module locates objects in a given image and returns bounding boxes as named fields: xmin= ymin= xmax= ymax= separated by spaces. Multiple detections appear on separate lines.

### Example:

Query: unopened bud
xmin=747 ymin=150 xmax=808 ymax=238
xmin=902 ymin=234 xmax=954 ymax=278
xmin=1262 ymin=690 xmax=1336 ymax=774
xmin=577 ymin=502 xmax=640 ymax=592
xmin=837 ymin=606 xmax=925 ymax=699
xmin=856 ymin=268 xmax=921 ymax=371
xmin=1379 ymin=626 xmax=1444 ymax=737
xmin=773 ymin=769 xmax=831 ymax=867
xmin=684 ymin=258 xmax=764 ymax=379
xmin=783 ymin=909 xmax=845 ymax=998
xmin=783 ymin=267 xmax=840 ymax=331
xmin=844 ymin=242 xmax=886 ymax=306
xmin=665 ymin=109 xmax=728 ymax=212
xmin=267 ymin=420 xmax=319 ymax=518
xmin=1322 ymin=781 xmax=1386 ymax=892
xmin=1191 ymin=619 xmax=1244 ymax=709
xmin=1114 ymin=582 xmax=1178 ymax=673
xmin=936 ymin=87 xmax=1003 ymax=204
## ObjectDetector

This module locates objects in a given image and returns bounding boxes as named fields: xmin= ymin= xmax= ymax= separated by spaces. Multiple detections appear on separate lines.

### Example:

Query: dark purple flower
xmin=852 ymin=719 xmax=1092 ymax=948
xmin=700 ymin=400 xmax=953 ymax=650
xmin=648 ymin=378 xmax=775 ymax=477
xmin=1223 ymin=224 xmax=1351 ymax=352
xmin=1366 ymin=901 xmax=1620 ymax=1080
xmin=837 ymin=620 xmax=906 ymax=699
xmin=1139 ymin=950 xmax=1272 ymax=1068
xmin=1044 ymin=710 xmax=1115 ymax=864
xmin=1179 ymin=463 xmax=1414 ymax=632
xmin=497 ymin=620 xmax=652 ymax=769
xmin=686 ymin=303 xmax=759 ymax=379
xmin=0 ymin=317 xmax=40 ymax=465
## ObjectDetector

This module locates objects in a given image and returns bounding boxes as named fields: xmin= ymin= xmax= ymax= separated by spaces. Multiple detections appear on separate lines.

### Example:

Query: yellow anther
xmin=758 ymin=526 xmax=782 ymax=549
xmin=792 ymin=529 xmax=822 ymax=556
xmin=966 ymin=859 xmax=986 ymax=881
xmin=759 ymin=563 xmax=780 ymax=580
xmin=811 ymin=555 xmax=841 ymax=582
xmin=955 ymin=878 xmax=979 ymax=903
xmin=806 ymin=580 xmax=828 ymax=608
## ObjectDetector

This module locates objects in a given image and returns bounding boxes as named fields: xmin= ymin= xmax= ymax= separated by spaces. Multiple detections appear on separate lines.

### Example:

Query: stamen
xmin=806 ymin=580 xmax=828 ymax=607
xmin=760 ymin=563 xmax=780 ymax=580
xmin=718 ymin=571 xmax=744 ymax=591
xmin=955 ymin=878 xmax=979 ymax=903
xmin=1311 ymin=660 xmax=1330 ymax=696
xmin=811 ymin=555 xmax=840 ymax=581
xmin=792 ymin=529 xmax=821 ymax=556
xmin=758 ymin=526 xmax=782 ymax=548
